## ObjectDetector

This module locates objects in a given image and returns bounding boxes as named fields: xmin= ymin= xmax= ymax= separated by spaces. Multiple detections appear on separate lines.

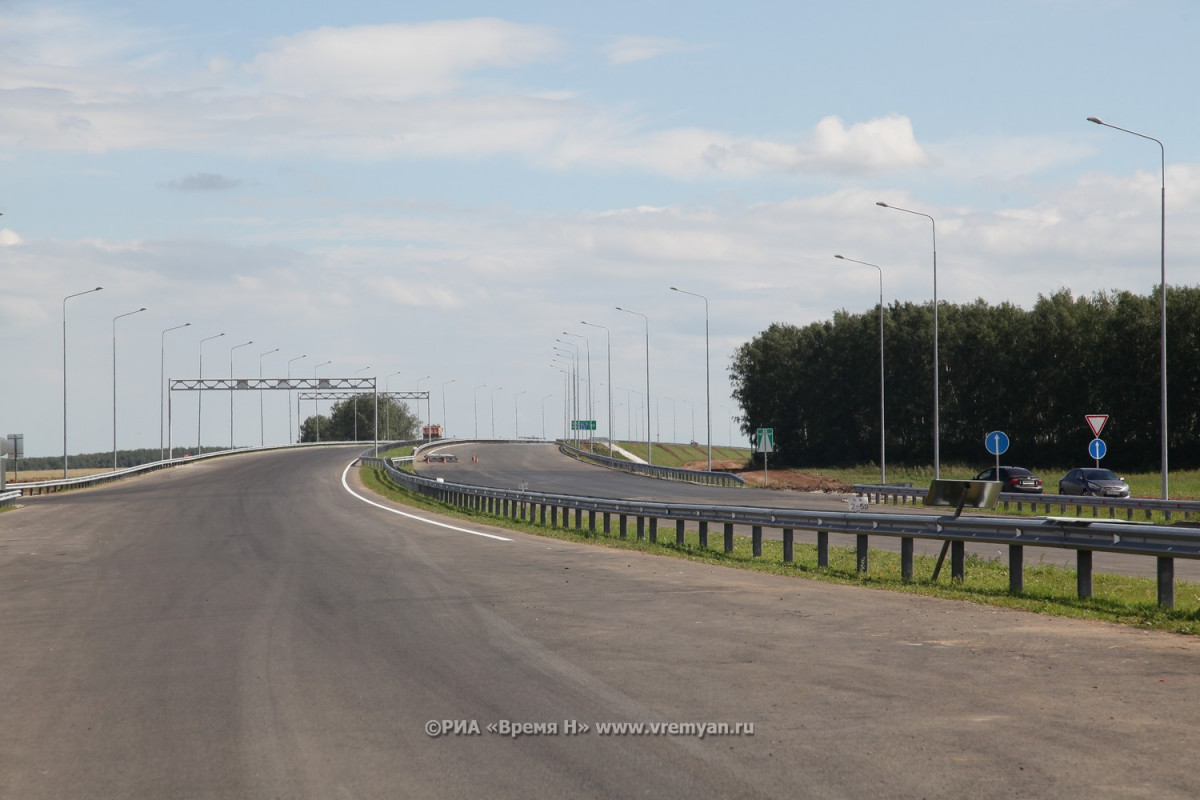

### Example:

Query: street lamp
xmin=160 ymin=322 xmax=190 ymax=461
xmin=1088 ymin=116 xmax=1169 ymax=500
xmin=514 ymin=390 xmax=526 ymax=438
xmin=229 ymin=340 xmax=254 ymax=449
xmin=616 ymin=306 xmax=652 ymax=465
xmin=490 ymin=386 xmax=503 ymax=438
xmin=286 ymin=355 xmax=307 ymax=444
xmin=473 ymin=384 xmax=487 ymax=438
xmin=562 ymin=332 xmax=592 ymax=441
xmin=63 ymin=286 xmax=103 ymax=477
xmin=670 ymin=286 xmax=711 ymax=471
xmin=112 ymin=307 xmax=147 ymax=470
xmin=258 ymin=348 xmax=279 ymax=446
xmin=416 ymin=376 xmax=431 ymax=441
xmin=555 ymin=341 xmax=579 ymax=439
xmin=442 ymin=379 xmax=456 ymax=437
xmin=197 ymin=333 xmax=226 ymax=453
xmin=355 ymin=366 xmax=372 ymax=441
xmin=384 ymin=371 xmax=403 ymax=440
xmin=541 ymin=393 xmax=553 ymax=439
xmin=581 ymin=320 xmax=613 ymax=455
xmin=313 ymin=361 xmax=332 ymax=441
xmin=835 ymin=255 xmax=887 ymax=485
xmin=877 ymin=201 xmax=939 ymax=477
xmin=552 ymin=357 xmax=574 ymax=442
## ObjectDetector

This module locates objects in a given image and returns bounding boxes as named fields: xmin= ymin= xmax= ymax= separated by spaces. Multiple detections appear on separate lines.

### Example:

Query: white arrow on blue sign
xmin=1089 ymin=438 xmax=1107 ymax=460
xmin=985 ymin=430 xmax=1010 ymax=456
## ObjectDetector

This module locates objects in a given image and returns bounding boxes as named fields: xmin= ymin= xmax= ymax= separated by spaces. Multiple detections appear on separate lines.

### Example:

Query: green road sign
xmin=756 ymin=427 xmax=775 ymax=453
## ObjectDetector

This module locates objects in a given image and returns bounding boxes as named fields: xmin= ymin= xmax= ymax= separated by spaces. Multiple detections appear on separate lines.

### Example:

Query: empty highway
xmin=2 ymin=446 xmax=1199 ymax=798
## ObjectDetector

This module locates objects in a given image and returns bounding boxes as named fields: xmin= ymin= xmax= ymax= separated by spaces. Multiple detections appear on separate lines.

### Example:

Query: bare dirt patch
xmin=683 ymin=460 xmax=851 ymax=493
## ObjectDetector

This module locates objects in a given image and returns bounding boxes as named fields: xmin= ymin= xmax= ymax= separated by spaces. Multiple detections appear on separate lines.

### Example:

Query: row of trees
xmin=730 ymin=287 xmax=1200 ymax=470
xmin=299 ymin=396 xmax=419 ymax=443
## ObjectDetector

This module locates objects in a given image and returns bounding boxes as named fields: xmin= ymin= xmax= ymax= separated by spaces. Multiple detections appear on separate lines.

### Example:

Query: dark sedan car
xmin=1058 ymin=468 xmax=1130 ymax=498
xmin=973 ymin=466 xmax=1044 ymax=494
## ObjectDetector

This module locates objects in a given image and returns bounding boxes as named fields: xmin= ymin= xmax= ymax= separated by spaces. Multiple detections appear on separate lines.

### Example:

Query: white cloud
xmin=248 ymin=19 xmax=560 ymax=99
xmin=604 ymin=35 xmax=701 ymax=65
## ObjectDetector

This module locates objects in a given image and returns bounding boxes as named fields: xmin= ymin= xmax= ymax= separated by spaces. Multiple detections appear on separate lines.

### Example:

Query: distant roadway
xmin=1 ymin=445 xmax=1198 ymax=798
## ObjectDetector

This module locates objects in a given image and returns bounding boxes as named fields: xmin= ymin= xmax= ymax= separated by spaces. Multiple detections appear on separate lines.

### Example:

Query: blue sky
xmin=1 ymin=0 xmax=1197 ymax=458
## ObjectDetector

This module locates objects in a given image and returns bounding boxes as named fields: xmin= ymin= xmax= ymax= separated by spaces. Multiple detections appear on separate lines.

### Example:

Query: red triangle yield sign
xmin=1086 ymin=414 xmax=1109 ymax=437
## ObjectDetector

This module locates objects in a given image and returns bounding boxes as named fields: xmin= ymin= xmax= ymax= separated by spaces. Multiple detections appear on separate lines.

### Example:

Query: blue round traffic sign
xmin=985 ymin=430 xmax=1009 ymax=456
xmin=1089 ymin=438 xmax=1107 ymax=460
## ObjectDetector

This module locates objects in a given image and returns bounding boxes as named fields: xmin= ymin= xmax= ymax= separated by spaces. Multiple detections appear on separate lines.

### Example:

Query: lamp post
xmin=541 ymin=393 xmax=553 ymax=439
xmin=416 ymin=376 xmax=431 ymax=442
xmin=354 ymin=366 xmax=372 ymax=441
xmin=384 ymin=371 xmax=403 ymax=440
xmin=877 ymin=201 xmax=939 ymax=477
xmin=581 ymin=321 xmax=613 ymax=455
xmin=286 ymin=355 xmax=306 ymax=444
xmin=441 ymin=379 xmax=456 ymax=437
xmin=553 ymin=356 xmax=573 ymax=442
xmin=555 ymin=341 xmax=579 ymax=438
xmin=490 ymin=386 xmax=503 ymax=438
xmin=551 ymin=367 xmax=568 ymax=438
xmin=514 ymin=390 xmax=526 ymax=438
xmin=473 ymin=384 xmax=487 ymax=438
xmin=197 ymin=333 xmax=226 ymax=454
xmin=835 ymin=255 xmax=887 ymax=485
xmin=63 ymin=286 xmax=103 ymax=477
xmin=562 ymin=332 xmax=591 ymax=441
xmin=313 ymin=361 xmax=332 ymax=441
xmin=160 ymin=322 xmax=190 ymax=461
xmin=616 ymin=306 xmax=652 ymax=465
xmin=229 ymin=340 xmax=254 ymax=449
xmin=112 ymin=307 xmax=147 ymax=470
xmin=1088 ymin=116 xmax=1169 ymax=500
xmin=258 ymin=348 xmax=279 ymax=446
xmin=670 ymin=286 xmax=711 ymax=471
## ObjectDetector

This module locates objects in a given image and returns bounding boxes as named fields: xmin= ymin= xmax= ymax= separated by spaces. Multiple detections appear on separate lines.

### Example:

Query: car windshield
xmin=1081 ymin=469 xmax=1119 ymax=481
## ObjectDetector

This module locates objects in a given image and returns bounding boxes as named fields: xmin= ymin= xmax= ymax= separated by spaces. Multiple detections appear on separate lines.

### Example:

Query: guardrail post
xmin=1158 ymin=557 xmax=1175 ymax=608
xmin=901 ymin=538 xmax=913 ymax=582
xmin=551 ymin=505 xmax=558 ymax=527
xmin=752 ymin=525 xmax=762 ymax=557
xmin=699 ymin=520 xmax=709 ymax=548
xmin=636 ymin=516 xmax=645 ymax=541
xmin=649 ymin=517 xmax=657 ymax=543
xmin=783 ymin=529 xmax=793 ymax=562
xmin=817 ymin=531 xmax=829 ymax=567
xmin=603 ymin=512 xmax=611 ymax=535
xmin=856 ymin=534 xmax=869 ymax=573
xmin=951 ymin=541 xmax=965 ymax=582
xmin=1009 ymin=545 xmax=1024 ymax=593
xmin=675 ymin=519 xmax=685 ymax=546
xmin=1076 ymin=550 xmax=1092 ymax=599
xmin=588 ymin=509 xmax=596 ymax=533
xmin=539 ymin=503 xmax=547 ymax=525
xmin=723 ymin=522 xmax=734 ymax=554
xmin=619 ymin=514 xmax=628 ymax=539
xmin=574 ymin=507 xmax=582 ymax=530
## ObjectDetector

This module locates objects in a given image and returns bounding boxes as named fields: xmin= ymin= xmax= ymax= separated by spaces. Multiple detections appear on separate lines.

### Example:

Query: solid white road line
xmin=341 ymin=461 xmax=512 ymax=542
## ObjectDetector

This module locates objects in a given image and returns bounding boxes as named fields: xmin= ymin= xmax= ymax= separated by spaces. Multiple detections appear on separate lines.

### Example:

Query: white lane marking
xmin=340 ymin=461 xmax=512 ymax=542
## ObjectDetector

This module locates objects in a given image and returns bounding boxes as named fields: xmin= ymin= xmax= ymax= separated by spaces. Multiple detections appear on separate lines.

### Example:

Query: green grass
xmin=610 ymin=441 xmax=751 ymax=468
xmin=360 ymin=465 xmax=1200 ymax=635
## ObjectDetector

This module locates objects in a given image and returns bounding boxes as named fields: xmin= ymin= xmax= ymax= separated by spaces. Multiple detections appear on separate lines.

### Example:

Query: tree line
xmin=299 ymin=396 xmax=419 ymax=443
xmin=730 ymin=287 xmax=1200 ymax=471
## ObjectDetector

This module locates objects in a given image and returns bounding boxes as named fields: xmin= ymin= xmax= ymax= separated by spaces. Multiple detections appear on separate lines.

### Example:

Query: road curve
xmin=2 ymin=447 xmax=1199 ymax=798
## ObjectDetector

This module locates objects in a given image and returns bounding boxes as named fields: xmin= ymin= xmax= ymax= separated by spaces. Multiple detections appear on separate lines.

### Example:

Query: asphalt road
xmin=418 ymin=441 xmax=1200 ymax=582
xmin=3 ymin=446 xmax=1200 ymax=798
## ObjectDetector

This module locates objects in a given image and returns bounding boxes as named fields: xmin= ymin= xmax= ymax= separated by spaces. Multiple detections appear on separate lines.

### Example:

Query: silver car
xmin=1058 ymin=468 xmax=1130 ymax=498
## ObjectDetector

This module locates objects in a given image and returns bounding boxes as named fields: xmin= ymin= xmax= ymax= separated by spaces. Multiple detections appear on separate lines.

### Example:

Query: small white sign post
xmin=756 ymin=427 xmax=775 ymax=485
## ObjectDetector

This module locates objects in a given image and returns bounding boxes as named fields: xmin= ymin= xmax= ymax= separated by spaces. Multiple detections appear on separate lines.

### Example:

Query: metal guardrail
xmin=6 ymin=440 xmax=408 ymax=497
xmin=1 ymin=490 xmax=19 ymax=508
xmin=559 ymin=442 xmax=745 ymax=488
xmin=362 ymin=457 xmax=1200 ymax=608
xmin=854 ymin=483 xmax=1200 ymax=522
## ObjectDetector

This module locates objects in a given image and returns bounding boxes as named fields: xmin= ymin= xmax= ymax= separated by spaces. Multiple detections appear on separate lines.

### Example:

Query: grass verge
xmin=359 ymin=466 xmax=1200 ymax=635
